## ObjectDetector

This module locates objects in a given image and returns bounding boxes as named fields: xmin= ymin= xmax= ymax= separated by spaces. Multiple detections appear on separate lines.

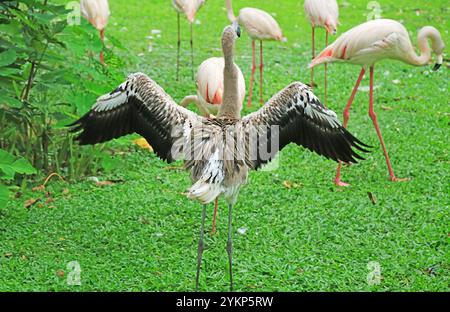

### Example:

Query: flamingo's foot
xmin=211 ymin=224 xmax=217 ymax=235
xmin=247 ymin=100 xmax=252 ymax=107
xmin=391 ymin=176 xmax=410 ymax=183
xmin=334 ymin=179 xmax=350 ymax=187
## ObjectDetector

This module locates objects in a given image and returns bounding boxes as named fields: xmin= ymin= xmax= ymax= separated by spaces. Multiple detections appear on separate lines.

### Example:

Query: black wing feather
xmin=243 ymin=82 xmax=370 ymax=170
xmin=68 ymin=73 xmax=198 ymax=162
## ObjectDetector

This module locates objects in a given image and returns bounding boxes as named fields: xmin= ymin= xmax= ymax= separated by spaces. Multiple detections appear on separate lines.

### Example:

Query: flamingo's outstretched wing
xmin=69 ymin=72 xmax=201 ymax=163
xmin=242 ymin=82 xmax=370 ymax=170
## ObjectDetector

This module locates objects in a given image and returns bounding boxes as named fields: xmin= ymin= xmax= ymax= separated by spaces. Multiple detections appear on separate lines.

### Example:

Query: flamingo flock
xmin=73 ymin=0 xmax=445 ymax=290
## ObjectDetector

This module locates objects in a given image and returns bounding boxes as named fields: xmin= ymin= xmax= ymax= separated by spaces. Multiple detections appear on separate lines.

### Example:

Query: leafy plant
xmin=0 ymin=0 xmax=134 ymax=186
xmin=0 ymin=148 xmax=36 ymax=208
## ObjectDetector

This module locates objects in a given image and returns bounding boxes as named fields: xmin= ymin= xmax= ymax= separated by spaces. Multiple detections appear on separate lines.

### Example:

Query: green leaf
xmin=0 ymin=149 xmax=15 ymax=166
xmin=0 ymin=67 xmax=21 ymax=77
xmin=0 ymin=184 xmax=9 ymax=209
xmin=0 ymin=165 xmax=15 ymax=180
xmin=0 ymin=94 xmax=23 ymax=108
xmin=11 ymin=158 xmax=37 ymax=175
xmin=101 ymin=154 xmax=119 ymax=173
xmin=0 ymin=49 xmax=17 ymax=67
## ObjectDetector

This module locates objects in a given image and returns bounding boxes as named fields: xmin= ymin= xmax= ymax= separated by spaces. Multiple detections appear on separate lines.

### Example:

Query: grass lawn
xmin=0 ymin=0 xmax=449 ymax=291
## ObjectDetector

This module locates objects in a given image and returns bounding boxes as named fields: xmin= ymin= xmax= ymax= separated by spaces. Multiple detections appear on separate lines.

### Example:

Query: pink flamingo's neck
xmin=226 ymin=0 xmax=236 ymax=22
xmin=407 ymin=26 xmax=442 ymax=66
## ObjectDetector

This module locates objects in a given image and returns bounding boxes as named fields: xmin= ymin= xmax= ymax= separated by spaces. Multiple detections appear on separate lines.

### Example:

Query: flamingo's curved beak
xmin=433 ymin=55 xmax=443 ymax=71
xmin=324 ymin=20 xmax=337 ymax=35
xmin=433 ymin=63 xmax=442 ymax=71
xmin=232 ymin=21 xmax=241 ymax=38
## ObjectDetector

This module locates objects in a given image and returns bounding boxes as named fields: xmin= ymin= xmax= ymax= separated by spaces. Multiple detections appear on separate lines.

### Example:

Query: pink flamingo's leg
xmin=324 ymin=32 xmax=329 ymax=107
xmin=259 ymin=40 xmax=264 ymax=105
xmin=190 ymin=22 xmax=194 ymax=80
xmin=211 ymin=197 xmax=218 ymax=234
xmin=310 ymin=26 xmax=315 ymax=89
xmin=176 ymin=13 xmax=181 ymax=81
xmin=334 ymin=67 xmax=366 ymax=187
xmin=368 ymin=66 xmax=406 ymax=182
xmin=247 ymin=40 xmax=256 ymax=107
xmin=99 ymin=29 xmax=105 ymax=64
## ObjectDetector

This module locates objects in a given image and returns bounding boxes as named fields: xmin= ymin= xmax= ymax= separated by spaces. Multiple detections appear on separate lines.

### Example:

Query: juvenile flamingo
xmin=80 ymin=0 xmax=110 ymax=64
xmin=226 ymin=0 xmax=285 ymax=106
xmin=180 ymin=57 xmax=246 ymax=234
xmin=172 ymin=0 xmax=205 ymax=81
xmin=310 ymin=19 xmax=445 ymax=186
xmin=304 ymin=0 xmax=339 ymax=105
xmin=70 ymin=23 xmax=368 ymax=291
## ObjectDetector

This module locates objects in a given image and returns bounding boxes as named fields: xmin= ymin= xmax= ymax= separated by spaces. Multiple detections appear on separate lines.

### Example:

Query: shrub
xmin=0 ymin=0 xmax=136 ymax=206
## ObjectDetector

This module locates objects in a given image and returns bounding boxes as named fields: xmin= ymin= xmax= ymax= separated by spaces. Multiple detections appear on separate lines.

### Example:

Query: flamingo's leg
xmin=259 ymin=40 xmax=264 ymax=105
xmin=368 ymin=66 xmax=405 ymax=182
xmin=190 ymin=22 xmax=194 ymax=80
xmin=334 ymin=67 xmax=366 ymax=187
xmin=310 ymin=26 xmax=315 ymax=89
xmin=324 ymin=32 xmax=328 ymax=107
xmin=99 ymin=29 xmax=105 ymax=65
xmin=195 ymin=205 xmax=207 ymax=291
xmin=226 ymin=203 xmax=233 ymax=291
xmin=247 ymin=40 xmax=256 ymax=107
xmin=177 ymin=13 xmax=181 ymax=81
xmin=211 ymin=197 xmax=218 ymax=234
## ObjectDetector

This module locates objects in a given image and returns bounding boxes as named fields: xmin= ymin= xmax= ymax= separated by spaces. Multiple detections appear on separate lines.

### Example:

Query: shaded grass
xmin=0 ymin=0 xmax=449 ymax=291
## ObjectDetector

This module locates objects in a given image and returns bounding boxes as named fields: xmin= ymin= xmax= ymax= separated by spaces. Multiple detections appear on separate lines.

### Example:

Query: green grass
xmin=1 ymin=0 xmax=449 ymax=291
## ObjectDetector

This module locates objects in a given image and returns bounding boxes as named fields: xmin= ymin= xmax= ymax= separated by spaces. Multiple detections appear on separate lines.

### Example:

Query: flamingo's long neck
xmin=226 ymin=0 xmax=236 ymax=22
xmin=407 ymin=26 xmax=440 ymax=66
xmin=218 ymin=30 xmax=240 ymax=119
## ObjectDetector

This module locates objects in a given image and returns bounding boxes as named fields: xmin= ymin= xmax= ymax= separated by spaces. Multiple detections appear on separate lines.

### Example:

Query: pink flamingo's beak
xmin=324 ymin=21 xmax=337 ymax=35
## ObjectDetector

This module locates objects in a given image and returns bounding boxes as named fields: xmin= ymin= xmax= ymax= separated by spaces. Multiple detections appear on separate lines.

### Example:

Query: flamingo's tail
xmin=188 ymin=180 xmax=221 ymax=204
xmin=309 ymin=47 xmax=334 ymax=68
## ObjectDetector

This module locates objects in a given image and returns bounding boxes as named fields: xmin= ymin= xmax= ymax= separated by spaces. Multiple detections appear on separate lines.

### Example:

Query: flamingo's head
xmin=432 ymin=39 xmax=445 ymax=71
xmin=222 ymin=21 xmax=240 ymax=43
xmin=324 ymin=17 xmax=338 ymax=35
xmin=423 ymin=26 xmax=445 ymax=71
xmin=232 ymin=20 xmax=241 ymax=38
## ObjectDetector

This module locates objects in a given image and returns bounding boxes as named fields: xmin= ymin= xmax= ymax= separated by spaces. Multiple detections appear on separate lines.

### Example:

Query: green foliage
xmin=0 ymin=0 xmax=131 ymax=185
xmin=0 ymin=148 xmax=36 ymax=208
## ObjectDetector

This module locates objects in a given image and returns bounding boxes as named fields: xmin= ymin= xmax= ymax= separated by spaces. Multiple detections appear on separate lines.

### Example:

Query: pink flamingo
xmin=80 ymin=0 xmax=110 ymax=64
xmin=172 ymin=0 xmax=205 ymax=81
xmin=310 ymin=19 xmax=445 ymax=186
xmin=180 ymin=56 xmax=246 ymax=234
xmin=226 ymin=0 xmax=285 ymax=107
xmin=304 ymin=0 xmax=339 ymax=105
